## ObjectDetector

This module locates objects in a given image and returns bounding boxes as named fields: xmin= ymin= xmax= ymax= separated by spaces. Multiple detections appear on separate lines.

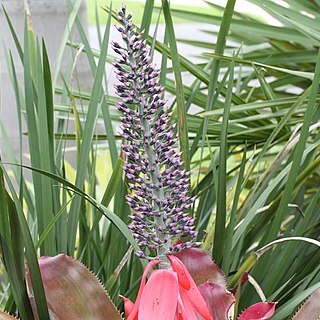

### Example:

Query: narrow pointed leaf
xmin=161 ymin=0 xmax=189 ymax=168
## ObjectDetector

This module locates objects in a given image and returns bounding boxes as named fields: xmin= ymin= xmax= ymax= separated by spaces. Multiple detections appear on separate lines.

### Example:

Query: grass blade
xmin=212 ymin=63 xmax=234 ymax=265
xmin=0 ymin=163 xmax=50 ymax=320
xmin=67 ymin=8 xmax=112 ymax=255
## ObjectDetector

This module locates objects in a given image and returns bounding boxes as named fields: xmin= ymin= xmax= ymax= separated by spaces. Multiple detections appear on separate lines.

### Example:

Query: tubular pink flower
xmin=119 ymin=295 xmax=135 ymax=318
xmin=122 ymin=256 xmax=213 ymax=320
xmin=126 ymin=259 xmax=161 ymax=320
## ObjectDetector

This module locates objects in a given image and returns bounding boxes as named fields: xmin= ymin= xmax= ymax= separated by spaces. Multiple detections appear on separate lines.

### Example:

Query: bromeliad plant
xmin=0 ymin=4 xmax=276 ymax=319
xmin=1 ymin=1 xmax=320 ymax=320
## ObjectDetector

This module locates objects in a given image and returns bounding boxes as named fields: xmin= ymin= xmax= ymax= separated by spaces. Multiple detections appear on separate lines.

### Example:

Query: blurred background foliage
xmin=0 ymin=0 xmax=320 ymax=319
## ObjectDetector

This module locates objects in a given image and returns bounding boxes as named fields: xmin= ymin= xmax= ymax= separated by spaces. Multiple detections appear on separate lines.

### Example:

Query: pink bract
xmin=238 ymin=302 xmax=277 ymax=320
xmin=121 ymin=249 xmax=278 ymax=320
xmin=121 ymin=255 xmax=213 ymax=320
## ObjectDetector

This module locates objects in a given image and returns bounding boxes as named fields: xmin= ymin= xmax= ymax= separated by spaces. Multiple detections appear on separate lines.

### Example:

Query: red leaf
xmin=174 ymin=248 xmax=226 ymax=288
xmin=26 ymin=254 xmax=122 ymax=320
xmin=292 ymin=288 xmax=320 ymax=320
xmin=168 ymin=255 xmax=191 ymax=290
xmin=198 ymin=282 xmax=235 ymax=320
xmin=0 ymin=311 xmax=17 ymax=319
xmin=238 ymin=302 xmax=277 ymax=320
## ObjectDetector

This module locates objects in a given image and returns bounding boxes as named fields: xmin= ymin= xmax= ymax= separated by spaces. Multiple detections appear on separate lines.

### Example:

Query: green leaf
xmin=5 ymin=162 xmax=139 ymax=252
xmin=0 ymin=162 xmax=50 ymax=320
xmin=212 ymin=63 xmax=234 ymax=265
xmin=266 ymin=48 xmax=320 ymax=242
xmin=162 ymin=0 xmax=189 ymax=168
xmin=256 ymin=237 xmax=320 ymax=258
xmin=67 ymin=7 xmax=113 ymax=255
xmin=141 ymin=0 xmax=155 ymax=36
xmin=52 ymin=0 xmax=83 ymax=88
xmin=202 ymin=53 xmax=314 ymax=80
xmin=0 ymin=167 xmax=34 ymax=320
xmin=101 ymin=156 xmax=124 ymax=208
xmin=273 ymin=283 xmax=320 ymax=319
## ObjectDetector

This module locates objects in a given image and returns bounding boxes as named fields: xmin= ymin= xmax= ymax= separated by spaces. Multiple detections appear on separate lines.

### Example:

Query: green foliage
xmin=86 ymin=0 xmax=217 ymax=25
xmin=0 ymin=0 xmax=320 ymax=318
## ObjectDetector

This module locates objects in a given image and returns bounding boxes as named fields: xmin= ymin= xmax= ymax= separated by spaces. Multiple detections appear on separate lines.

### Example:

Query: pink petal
xmin=128 ymin=259 xmax=161 ymax=320
xmin=238 ymin=302 xmax=277 ymax=320
xmin=177 ymin=295 xmax=188 ymax=320
xmin=174 ymin=248 xmax=226 ymax=288
xmin=138 ymin=269 xmax=178 ymax=320
xmin=168 ymin=255 xmax=213 ymax=320
xmin=167 ymin=255 xmax=190 ymax=290
xmin=119 ymin=295 xmax=135 ymax=318
xmin=198 ymin=283 xmax=235 ymax=320
xmin=178 ymin=288 xmax=202 ymax=320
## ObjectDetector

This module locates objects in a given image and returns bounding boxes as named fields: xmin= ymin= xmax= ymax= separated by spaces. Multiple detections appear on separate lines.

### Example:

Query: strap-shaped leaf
xmin=26 ymin=254 xmax=122 ymax=320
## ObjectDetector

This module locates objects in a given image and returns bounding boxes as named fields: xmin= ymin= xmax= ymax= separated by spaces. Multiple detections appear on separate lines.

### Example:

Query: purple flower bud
xmin=115 ymin=25 xmax=125 ymax=33
xmin=135 ymin=251 xmax=146 ymax=258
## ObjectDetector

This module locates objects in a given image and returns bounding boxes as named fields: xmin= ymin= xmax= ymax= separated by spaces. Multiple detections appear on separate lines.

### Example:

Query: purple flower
xmin=113 ymin=4 xmax=198 ymax=259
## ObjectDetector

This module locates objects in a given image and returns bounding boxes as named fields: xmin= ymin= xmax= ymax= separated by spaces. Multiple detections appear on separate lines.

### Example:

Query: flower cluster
xmin=113 ymin=4 xmax=198 ymax=258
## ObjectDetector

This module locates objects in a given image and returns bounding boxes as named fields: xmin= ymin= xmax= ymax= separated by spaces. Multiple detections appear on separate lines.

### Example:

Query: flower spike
xmin=113 ymin=4 xmax=198 ymax=258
